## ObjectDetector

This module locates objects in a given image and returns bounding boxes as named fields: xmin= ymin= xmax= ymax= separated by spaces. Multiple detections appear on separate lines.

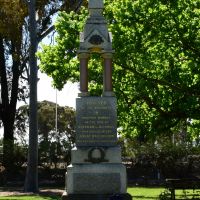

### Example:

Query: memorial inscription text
xmin=76 ymin=97 xmax=117 ymax=146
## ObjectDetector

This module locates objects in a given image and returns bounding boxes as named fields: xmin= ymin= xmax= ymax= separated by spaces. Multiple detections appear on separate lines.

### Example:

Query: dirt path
xmin=0 ymin=188 xmax=64 ymax=197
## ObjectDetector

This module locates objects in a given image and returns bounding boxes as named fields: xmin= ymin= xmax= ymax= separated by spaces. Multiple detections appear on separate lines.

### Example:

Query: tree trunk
xmin=24 ymin=0 xmax=38 ymax=193
xmin=2 ymin=120 xmax=14 ymax=174
xmin=0 ymin=36 xmax=20 ymax=174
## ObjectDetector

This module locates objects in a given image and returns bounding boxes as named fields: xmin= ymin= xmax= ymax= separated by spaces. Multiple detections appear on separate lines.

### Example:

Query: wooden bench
xmin=166 ymin=178 xmax=200 ymax=199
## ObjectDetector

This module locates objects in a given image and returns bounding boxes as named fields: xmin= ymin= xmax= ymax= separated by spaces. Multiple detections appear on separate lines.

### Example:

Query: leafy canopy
xmin=38 ymin=0 xmax=200 ymax=141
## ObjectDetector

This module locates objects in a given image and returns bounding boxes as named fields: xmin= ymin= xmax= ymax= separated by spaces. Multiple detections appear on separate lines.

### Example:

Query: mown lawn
xmin=128 ymin=187 xmax=200 ymax=200
xmin=0 ymin=187 xmax=200 ymax=200
xmin=128 ymin=187 xmax=165 ymax=199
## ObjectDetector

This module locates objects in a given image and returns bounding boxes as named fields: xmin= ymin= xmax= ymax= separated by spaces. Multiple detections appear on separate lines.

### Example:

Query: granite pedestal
xmin=62 ymin=97 xmax=131 ymax=199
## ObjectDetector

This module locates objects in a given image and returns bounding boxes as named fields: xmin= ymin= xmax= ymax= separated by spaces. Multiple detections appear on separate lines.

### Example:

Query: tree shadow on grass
xmin=0 ymin=187 xmax=63 ymax=200
xmin=0 ymin=196 xmax=54 ymax=200
xmin=133 ymin=196 xmax=157 ymax=199
xmin=39 ymin=189 xmax=63 ymax=200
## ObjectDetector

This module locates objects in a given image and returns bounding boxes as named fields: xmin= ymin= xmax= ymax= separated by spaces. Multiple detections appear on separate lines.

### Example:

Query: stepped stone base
xmin=62 ymin=192 xmax=132 ymax=200
xmin=66 ymin=163 xmax=127 ymax=194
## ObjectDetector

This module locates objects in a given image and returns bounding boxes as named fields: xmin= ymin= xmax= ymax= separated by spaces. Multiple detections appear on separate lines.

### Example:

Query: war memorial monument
xmin=62 ymin=0 xmax=131 ymax=199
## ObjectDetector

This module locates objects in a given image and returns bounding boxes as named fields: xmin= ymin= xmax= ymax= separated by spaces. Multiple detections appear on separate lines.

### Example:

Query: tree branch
xmin=37 ymin=0 xmax=84 ymax=42
xmin=38 ymin=25 xmax=55 ymax=42
xmin=0 ymin=36 xmax=9 ymax=107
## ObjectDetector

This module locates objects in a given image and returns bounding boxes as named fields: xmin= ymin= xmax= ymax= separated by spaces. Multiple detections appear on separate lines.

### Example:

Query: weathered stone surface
xmin=88 ymin=0 xmax=104 ymax=9
xmin=73 ymin=173 xmax=120 ymax=193
xmin=66 ymin=164 xmax=127 ymax=194
xmin=79 ymin=0 xmax=112 ymax=53
xmin=76 ymin=97 xmax=117 ymax=147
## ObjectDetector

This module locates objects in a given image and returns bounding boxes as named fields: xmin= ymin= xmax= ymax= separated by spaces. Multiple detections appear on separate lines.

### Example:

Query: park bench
xmin=166 ymin=178 xmax=200 ymax=199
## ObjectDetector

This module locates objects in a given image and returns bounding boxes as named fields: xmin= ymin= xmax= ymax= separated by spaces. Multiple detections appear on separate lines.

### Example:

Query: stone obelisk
xmin=62 ymin=0 xmax=131 ymax=199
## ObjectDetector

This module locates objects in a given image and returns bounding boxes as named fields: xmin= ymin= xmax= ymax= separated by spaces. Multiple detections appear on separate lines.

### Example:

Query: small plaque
xmin=76 ymin=97 xmax=117 ymax=147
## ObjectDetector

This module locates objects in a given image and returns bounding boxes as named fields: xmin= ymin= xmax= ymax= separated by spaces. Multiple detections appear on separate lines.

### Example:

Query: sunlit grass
xmin=128 ymin=187 xmax=165 ymax=200
xmin=128 ymin=187 xmax=200 ymax=200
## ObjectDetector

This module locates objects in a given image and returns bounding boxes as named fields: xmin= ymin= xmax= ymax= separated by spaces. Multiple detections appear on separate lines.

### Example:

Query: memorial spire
xmin=78 ymin=0 xmax=114 ymax=96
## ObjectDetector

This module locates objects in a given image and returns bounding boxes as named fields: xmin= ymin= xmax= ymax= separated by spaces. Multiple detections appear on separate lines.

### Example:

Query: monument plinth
xmin=62 ymin=0 xmax=131 ymax=199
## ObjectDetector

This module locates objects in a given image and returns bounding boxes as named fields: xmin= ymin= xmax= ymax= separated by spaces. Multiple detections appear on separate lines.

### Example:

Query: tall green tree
xmin=0 ymin=0 xmax=84 ymax=173
xmin=16 ymin=101 xmax=75 ymax=167
xmin=38 ymin=0 xmax=200 ymax=142
xmin=37 ymin=101 xmax=75 ymax=168
xmin=0 ymin=0 xmax=28 ymax=172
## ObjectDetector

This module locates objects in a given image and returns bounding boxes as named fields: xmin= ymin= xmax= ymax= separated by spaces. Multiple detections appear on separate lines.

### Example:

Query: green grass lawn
xmin=128 ymin=187 xmax=200 ymax=200
xmin=0 ymin=187 xmax=200 ymax=200
xmin=128 ymin=187 xmax=165 ymax=199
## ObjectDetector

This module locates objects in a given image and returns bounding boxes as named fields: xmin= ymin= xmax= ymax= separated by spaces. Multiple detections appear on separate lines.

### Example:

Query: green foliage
xmin=123 ymin=137 xmax=200 ymax=178
xmin=159 ymin=190 xmax=171 ymax=200
xmin=0 ymin=142 xmax=26 ymax=168
xmin=0 ymin=142 xmax=27 ymax=184
xmin=13 ymin=143 xmax=27 ymax=168
xmin=108 ymin=0 xmax=200 ymax=141
xmin=0 ymin=0 xmax=27 ymax=41
xmin=159 ymin=189 xmax=200 ymax=200
xmin=38 ymin=9 xmax=88 ymax=90
xmin=38 ymin=0 xmax=200 ymax=141
xmin=16 ymin=101 xmax=75 ymax=167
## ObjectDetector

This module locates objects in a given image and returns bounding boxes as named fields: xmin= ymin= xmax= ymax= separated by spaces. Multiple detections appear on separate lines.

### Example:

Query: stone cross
xmin=78 ymin=0 xmax=114 ymax=97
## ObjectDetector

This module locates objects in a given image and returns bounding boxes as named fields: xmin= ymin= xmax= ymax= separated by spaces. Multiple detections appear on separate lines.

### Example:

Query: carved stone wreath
xmin=85 ymin=147 xmax=108 ymax=163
